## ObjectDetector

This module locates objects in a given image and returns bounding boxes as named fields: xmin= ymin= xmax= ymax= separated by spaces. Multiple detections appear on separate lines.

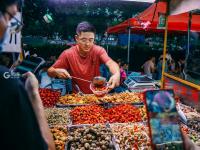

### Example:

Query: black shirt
xmin=0 ymin=65 xmax=47 ymax=150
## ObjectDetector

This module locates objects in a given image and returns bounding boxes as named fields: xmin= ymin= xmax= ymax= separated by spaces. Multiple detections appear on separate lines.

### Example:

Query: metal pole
xmin=184 ymin=12 xmax=192 ymax=80
xmin=127 ymin=27 xmax=131 ymax=67
xmin=161 ymin=2 xmax=169 ymax=89
xmin=187 ymin=12 xmax=191 ymax=56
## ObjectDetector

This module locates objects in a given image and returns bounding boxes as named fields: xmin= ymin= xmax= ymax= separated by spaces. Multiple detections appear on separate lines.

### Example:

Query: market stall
xmin=39 ymin=87 xmax=200 ymax=150
xmin=38 ymin=1 xmax=200 ymax=150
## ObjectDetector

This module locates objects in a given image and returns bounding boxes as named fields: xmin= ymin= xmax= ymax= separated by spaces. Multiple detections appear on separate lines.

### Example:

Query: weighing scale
xmin=124 ymin=75 xmax=157 ymax=92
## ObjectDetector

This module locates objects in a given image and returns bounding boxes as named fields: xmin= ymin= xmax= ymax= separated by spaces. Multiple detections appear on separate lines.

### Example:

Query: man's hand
xmin=108 ymin=74 xmax=120 ymax=90
xmin=55 ymin=68 xmax=71 ymax=79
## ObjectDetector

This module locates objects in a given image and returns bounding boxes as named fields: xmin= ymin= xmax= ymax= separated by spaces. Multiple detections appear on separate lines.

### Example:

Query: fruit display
xmin=187 ymin=120 xmax=200 ymax=133
xmin=45 ymin=108 xmax=70 ymax=125
xmin=58 ymin=94 xmax=101 ymax=105
xmin=50 ymin=126 xmax=67 ymax=150
xmin=39 ymin=88 xmax=61 ymax=107
xmin=103 ymin=104 xmax=143 ymax=123
xmin=178 ymin=103 xmax=200 ymax=120
xmin=70 ymin=104 xmax=144 ymax=124
xmin=181 ymin=124 xmax=200 ymax=145
xmin=67 ymin=124 xmax=115 ymax=150
xmin=70 ymin=105 xmax=106 ymax=124
xmin=57 ymin=92 xmax=143 ymax=106
xmin=102 ymin=92 xmax=143 ymax=103
xmin=110 ymin=123 xmax=151 ymax=150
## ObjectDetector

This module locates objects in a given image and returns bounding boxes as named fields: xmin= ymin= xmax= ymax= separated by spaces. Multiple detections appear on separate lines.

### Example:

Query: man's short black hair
xmin=0 ymin=0 xmax=20 ymax=13
xmin=76 ymin=21 xmax=96 ymax=35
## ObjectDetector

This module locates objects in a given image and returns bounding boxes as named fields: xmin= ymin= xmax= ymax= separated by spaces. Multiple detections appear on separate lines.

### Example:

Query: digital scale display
xmin=130 ymin=76 xmax=154 ymax=83
xmin=124 ymin=75 xmax=156 ymax=90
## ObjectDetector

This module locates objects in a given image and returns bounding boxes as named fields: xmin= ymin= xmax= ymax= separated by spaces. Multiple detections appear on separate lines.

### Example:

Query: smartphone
xmin=145 ymin=90 xmax=184 ymax=150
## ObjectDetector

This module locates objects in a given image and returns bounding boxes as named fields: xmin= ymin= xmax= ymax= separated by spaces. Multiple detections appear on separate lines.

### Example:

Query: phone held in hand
xmin=145 ymin=89 xmax=184 ymax=150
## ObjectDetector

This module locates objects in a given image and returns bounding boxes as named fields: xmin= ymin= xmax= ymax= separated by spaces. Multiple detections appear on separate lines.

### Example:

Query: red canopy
xmin=107 ymin=2 xmax=200 ymax=34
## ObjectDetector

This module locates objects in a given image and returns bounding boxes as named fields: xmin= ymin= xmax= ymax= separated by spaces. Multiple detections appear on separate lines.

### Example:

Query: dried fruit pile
xmin=45 ymin=108 xmax=70 ymax=125
xmin=70 ymin=105 xmax=106 ymax=124
xmin=58 ymin=94 xmax=100 ymax=105
xmin=39 ymin=88 xmax=61 ymax=107
xmin=57 ymin=92 xmax=143 ymax=105
xmin=102 ymin=92 xmax=143 ymax=103
xmin=67 ymin=125 xmax=115 ymax=150
xmin=70 ymin=104 xmax=144 ymax=124
xmin=50 ymin=126 xmax=67 ymax=150
xmin=181 ymin=124 xmax=200 ymax=144
xmin=103 ymin=105 xmax=142 ymax=123
xmin=111 ymin=123 xmax=151 ymax=150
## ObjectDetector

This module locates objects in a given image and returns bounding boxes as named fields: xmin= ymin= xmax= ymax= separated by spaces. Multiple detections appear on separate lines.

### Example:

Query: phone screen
xmin=145 ymin=90 xmax=184 ymax=150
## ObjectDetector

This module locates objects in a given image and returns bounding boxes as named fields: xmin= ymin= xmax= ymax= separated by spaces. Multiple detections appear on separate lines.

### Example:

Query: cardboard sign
xmin=2 ymin=12 xmax=22 ymax=53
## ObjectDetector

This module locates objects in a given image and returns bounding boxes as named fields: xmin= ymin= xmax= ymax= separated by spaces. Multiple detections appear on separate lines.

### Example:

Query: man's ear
xmin=75 ymin=35 xmax=78 ymax=42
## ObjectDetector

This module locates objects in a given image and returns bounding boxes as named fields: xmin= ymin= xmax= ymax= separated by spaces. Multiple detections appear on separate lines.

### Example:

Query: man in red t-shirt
xmin=48 ymin=21 xmax=120 ymax=94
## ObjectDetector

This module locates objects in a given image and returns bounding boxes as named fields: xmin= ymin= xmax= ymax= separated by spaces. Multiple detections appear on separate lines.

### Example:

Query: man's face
xmin=0 ymin=3 xmax=18 ymax=40
xmin=75 ymin=32 xmax=95 ymax=55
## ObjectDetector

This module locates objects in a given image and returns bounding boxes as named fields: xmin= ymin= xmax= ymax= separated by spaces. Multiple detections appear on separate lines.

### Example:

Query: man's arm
xmin=105 ymin=60 xmax=120 ymax=89
xmin=48 ymin=67 xmax=71 ymax=79
xmin=23 ymin=72 xmax=55 ymax=150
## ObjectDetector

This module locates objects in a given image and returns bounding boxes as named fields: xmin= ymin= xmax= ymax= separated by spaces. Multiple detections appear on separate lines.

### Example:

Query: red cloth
xmin=52 ymin=45 xmax=111 ymax=94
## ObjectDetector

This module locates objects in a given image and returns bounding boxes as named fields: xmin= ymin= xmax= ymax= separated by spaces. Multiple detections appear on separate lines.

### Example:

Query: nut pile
xmin=45 ymin=108 xmax=70 ymax=125
xmin=111 ymin=123 xmax=151 ymax=150
xmin=67 ymin=125 xmax=115 ymax=150
xmin=50 ymin=126 xmax=67 ymax=150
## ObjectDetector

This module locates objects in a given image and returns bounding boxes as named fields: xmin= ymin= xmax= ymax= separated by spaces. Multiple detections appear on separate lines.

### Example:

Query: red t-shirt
xmin=52 ymin=45 xmax=111 ymax=94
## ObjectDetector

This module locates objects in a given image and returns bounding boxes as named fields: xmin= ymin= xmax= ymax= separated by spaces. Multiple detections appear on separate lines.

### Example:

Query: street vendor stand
xmin=39 ymin=1 xmax=200 ymax=150
xmin=106 ymin=1 xmax=200 ymax=110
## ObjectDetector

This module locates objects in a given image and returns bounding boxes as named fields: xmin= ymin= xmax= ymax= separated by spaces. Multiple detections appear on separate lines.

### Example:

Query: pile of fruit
xmin=187 ymin=120 xmax=200 ymax=133
xmin=181 ymin=124 xmax=200 ymax=144
xmin=50 ymin=126 xmax=67 ymax=150
xmin=102 ymin=92 xmax=143 ymax=103
xmin=70 ymin=104 xmax=144 ymax=124
xmin=70 ymin=105 xmax=106 ymax=124
xmin=103 ymin=105 xmax=143 ymax=123
xmin=39 ymin=88 xmax=61 ymax=107
xmin=58 ymin=94 xmax=100 ymax=105
xmin=111 ymin=123 xmax=151 ymax=150
xmin=67 ymin=125 xmax=115 ymax=150
xmin=45 ymin=108 xmax=70 ymax=125
xmin=57 ymin=92 xmax=143 ymax=105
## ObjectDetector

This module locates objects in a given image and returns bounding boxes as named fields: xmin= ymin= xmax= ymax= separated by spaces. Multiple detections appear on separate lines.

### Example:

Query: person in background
xmin=119 ymin=61 xmax=127 ymax=84
xmin=0 ymin=0 xmax=55 ymax=149
xmin=141 ymin=56 xmax=156 ymax=79
xmin=48 ymin=21 xmax=120 ymax=94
